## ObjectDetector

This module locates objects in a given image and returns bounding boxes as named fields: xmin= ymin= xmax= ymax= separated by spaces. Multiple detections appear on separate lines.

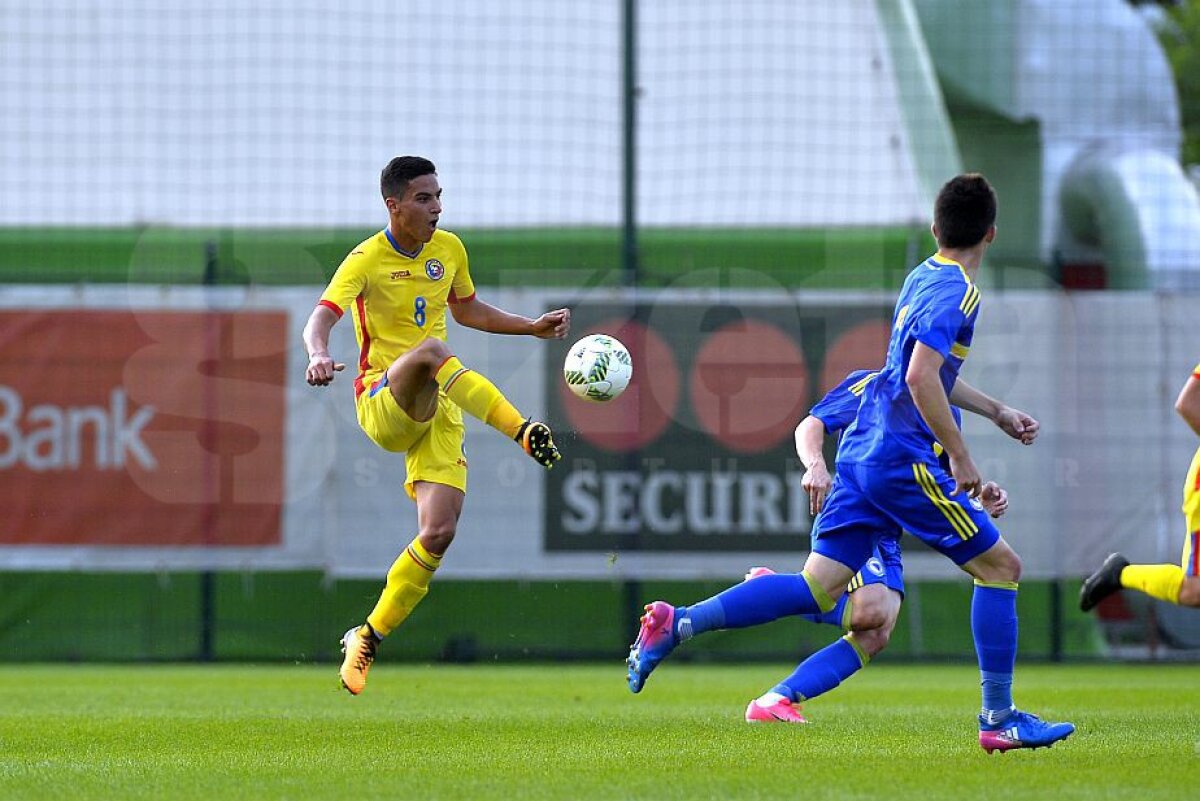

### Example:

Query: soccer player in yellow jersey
xmin=1081 ymin=362 xmax=1200 ymax=611
xmin=302 ymin=156 xmax=571 ymax=695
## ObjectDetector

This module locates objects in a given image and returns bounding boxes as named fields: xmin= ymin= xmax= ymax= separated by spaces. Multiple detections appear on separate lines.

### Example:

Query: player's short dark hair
xmin=381 ymin=156 xmax=436 ymax=200
xmin=933 ymin=173 xmax=997 ymax=248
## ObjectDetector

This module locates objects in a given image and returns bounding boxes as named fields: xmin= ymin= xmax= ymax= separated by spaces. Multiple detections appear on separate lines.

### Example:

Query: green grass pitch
xmin=1 ymin=662 xmax=1196 ymax=800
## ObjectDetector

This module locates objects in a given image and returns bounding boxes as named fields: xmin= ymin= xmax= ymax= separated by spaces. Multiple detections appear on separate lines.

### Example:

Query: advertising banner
xmin=543 ymin=299 xmax=892 ymax=553
xmin=0 ymin=309 xmax=286 ymax=547
xmin=0 ymin=286 xmax=1195 ymax=581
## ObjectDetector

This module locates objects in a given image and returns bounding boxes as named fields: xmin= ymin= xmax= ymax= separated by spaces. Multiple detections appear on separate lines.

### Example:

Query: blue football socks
xmin=674 ymin=572 xmax=833 ymax=639
xmin=799 ymin=593 xmax=850 ymax=629
xmin=774 ymin=635 xmax=867 ymax=702
xmin=972 ymin=582 xmax=1018 ymax=723
xmin=673 ymin=600 xmax=723 ymax=641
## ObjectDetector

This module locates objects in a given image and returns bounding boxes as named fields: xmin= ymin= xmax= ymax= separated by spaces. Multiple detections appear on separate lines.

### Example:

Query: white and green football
xmin=562 ymin=334 xmax=633 ymax=402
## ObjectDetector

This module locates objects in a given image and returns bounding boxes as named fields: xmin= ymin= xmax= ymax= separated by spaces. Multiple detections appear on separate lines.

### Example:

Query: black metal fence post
xmin=198 ymin=239 xmax=218 ymax=662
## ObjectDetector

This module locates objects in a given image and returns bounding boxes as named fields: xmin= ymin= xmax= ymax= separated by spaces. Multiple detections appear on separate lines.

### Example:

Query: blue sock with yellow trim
xmin=676 ymin=572 xmax=833 ymax=639
xmin=972 ymin=581 xmax=1018 ymax=722
xmin=773 ymin=635 xmax=867 ymax=702
xmin=799 ymin=593 xmax=850 ymax=628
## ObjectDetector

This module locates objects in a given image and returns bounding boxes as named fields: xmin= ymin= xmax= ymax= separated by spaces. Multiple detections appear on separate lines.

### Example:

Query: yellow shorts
xmin=1180 ymin=446 xmax=1200 ymax=576
xmin=356 ymin=385 xmax=468 ymax=500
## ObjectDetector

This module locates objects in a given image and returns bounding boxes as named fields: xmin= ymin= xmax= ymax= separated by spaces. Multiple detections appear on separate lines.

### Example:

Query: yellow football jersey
xmin=318 ymin=228 xmax=476 ymax=397
xmin=1184 ymin=362 xmax=1200 ymax=576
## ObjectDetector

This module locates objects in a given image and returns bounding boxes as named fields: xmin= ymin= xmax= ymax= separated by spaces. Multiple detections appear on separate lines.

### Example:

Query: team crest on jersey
xmin=865 ymin=557 xmax=885 ymax=577
xmin=425 ymin=259 xmax=445 ymax=280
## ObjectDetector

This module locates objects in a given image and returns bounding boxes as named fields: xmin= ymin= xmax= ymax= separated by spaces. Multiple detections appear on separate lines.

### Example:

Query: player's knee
xmin=1179 ymin=578 xmax=1200 ymax=607
xmin=849 ymin=598 xmax=889 ymax=632
xmin=412 ymin=337 xmax=451 ymax=367
xmin=979 ymin=549 xmax=1021 ymax=583
xmin=1001 ymin=550 xmax=1022 ymax=582
xmin=418 ymin=520 xmax=457 ymax=555
xmin=969 ymin=543 xmax=1022 ymax=583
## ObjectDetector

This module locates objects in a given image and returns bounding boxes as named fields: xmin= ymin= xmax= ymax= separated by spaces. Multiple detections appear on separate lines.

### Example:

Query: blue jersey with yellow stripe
xmin=837 ymin=253 xmax=980 ymax=466
xmin=810 ymin=370 xmax=879 ymax=434
xmin=813 ymin=368 xmax=962 ymax=450
xmin=808 ymin=369 xmax=909 ymax=596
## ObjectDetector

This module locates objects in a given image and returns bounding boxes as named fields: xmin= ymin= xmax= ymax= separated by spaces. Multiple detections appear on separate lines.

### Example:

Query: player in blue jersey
xmin=626 ymin=174 xmax=1075 ymax=752
xmin=744 ymin=369 xmax=1008 ymax=724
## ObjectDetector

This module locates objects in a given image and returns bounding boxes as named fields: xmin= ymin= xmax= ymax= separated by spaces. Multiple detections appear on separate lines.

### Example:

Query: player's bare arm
xmin=450 ymin=297 xmax=571 ymax=340
xmin=908 ymin=342 xmax=981 ymax=497
xmin=302 ymin=304 xmax=346 ymax=386
xmin=1175 ymin=373 xmax=1200 ymax=436
xmin=794 ymin=415 xmax=832 ymax=516
xmin=950 ymin=377 xmax=1039 ymax=445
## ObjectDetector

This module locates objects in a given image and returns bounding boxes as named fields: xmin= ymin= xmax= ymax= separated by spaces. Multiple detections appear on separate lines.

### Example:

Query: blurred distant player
xmin=303 ymin=156 xmax=570 ymax=695
xmin=1081 ymin=363 xmax=1200 ymax=611
xmin=744 ymin=369 xmax=1009 ymax=724
xmin=627 ymin=174 xmax=1075 ymax=752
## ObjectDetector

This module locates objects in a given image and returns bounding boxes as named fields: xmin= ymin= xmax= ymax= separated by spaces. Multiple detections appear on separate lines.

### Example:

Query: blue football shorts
xmin=848 ymin=535 xmax=905 ymax=597
xmin=812 ymin=460 xmax=999 ymax=573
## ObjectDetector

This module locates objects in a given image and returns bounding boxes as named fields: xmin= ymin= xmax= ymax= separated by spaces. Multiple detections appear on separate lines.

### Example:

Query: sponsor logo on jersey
xmin=425 ymin=259 xmax=445 ymax=280
xmin=390 ymin=270 xmax=411 ymax=280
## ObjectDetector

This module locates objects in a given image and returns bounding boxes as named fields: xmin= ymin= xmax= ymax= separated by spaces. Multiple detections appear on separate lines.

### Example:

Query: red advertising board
xmin=0 ymin=310 xmax=286 ymax=546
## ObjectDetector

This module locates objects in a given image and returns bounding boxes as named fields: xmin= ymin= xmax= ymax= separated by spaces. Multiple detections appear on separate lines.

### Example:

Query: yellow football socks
xmin=1120 ymin=564 xmax=1184 ymax=604
xmin=435 ymin=356 xmax=525 ymax=439
xmin=366 ymin=537 xmax=443 ymax=637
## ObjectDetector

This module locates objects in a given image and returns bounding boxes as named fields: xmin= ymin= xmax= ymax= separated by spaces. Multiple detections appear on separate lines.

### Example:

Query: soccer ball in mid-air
xmin=563 ymin=334 xmax=633 ymax=402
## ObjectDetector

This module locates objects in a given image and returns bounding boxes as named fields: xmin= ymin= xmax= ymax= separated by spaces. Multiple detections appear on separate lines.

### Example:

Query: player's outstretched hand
xmin=531 ymin=308 xmax=571 ymax=339
xmin=948 ymin=451 xmax=983 ymax=498
xmin=995 ymin=406 xmax=1039 ymax=445
xmin=801 ymin=462 xmax=832 ymax=517
xmin=980 ymin=481 xmax=1008 ymax=518
xmin=306 ymin=355 xmax=345 ymax=386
